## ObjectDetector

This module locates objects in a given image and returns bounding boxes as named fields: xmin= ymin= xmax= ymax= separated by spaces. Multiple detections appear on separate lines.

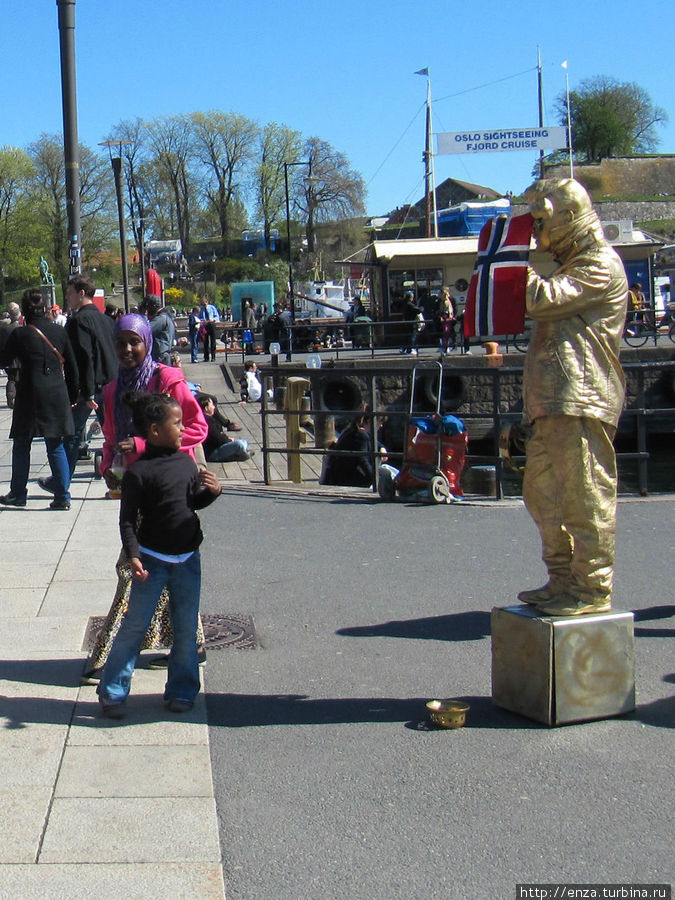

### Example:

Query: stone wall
xmin=513 ymin=157 xmax=675 ymax=224
xmin=545 ymin=157 xmax=675 ymax=197
xmin=512 ymin=199 xmax=675 ymax=224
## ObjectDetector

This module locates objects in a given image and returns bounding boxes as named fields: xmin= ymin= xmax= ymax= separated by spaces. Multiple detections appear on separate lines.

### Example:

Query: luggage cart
xmin=387 ymin=361 xmax=467 ymax=504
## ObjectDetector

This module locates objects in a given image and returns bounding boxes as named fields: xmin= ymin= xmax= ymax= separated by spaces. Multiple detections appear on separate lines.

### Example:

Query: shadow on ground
xmin=336 ymin=610 xmax=491 ymax=642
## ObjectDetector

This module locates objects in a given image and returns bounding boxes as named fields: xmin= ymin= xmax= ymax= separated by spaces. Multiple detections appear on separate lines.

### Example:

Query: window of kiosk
xmin=388 ymin=268 xmax=443 ymax=316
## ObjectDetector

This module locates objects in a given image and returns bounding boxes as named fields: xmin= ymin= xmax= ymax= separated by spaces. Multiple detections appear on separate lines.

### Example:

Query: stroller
xmin=382 ymin=363 xmax=467 ymax=504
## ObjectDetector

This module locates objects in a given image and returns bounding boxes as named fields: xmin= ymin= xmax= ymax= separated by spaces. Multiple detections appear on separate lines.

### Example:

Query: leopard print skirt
xmin=87 ymin=549 xmax=205 ymax=670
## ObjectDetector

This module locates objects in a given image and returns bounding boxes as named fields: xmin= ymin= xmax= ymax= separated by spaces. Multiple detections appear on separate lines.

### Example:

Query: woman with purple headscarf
xmin=83 ymin=313 xmax=208 ymax=682
xmin=99 ymin=313 xmax=207 ymax=477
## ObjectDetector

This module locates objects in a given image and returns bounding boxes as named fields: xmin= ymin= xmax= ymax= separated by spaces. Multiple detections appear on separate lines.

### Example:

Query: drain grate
xmin=82 ymin=613 xmax=258 ymax=652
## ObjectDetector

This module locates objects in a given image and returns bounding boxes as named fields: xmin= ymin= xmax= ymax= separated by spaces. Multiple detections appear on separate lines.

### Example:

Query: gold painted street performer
xmin=518 ymin=178 xmax=628 ymax=616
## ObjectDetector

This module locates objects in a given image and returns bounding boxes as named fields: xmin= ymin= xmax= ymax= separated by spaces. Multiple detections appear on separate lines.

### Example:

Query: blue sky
xmin=2 ymin=0 xmax=673 ymax=219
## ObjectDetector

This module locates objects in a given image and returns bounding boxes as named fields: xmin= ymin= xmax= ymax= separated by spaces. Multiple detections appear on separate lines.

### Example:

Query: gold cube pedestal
xmin=491 ymin=605 xmax=635 ymax=726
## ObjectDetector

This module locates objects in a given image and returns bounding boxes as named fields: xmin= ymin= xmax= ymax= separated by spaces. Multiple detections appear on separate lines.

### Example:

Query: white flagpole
xmin=562 ymin=61 xmax=574 ymax=178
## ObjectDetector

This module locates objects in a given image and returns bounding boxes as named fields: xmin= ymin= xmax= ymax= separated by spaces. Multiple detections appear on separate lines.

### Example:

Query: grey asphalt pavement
xmin=199 ymin=490 xmax=674 ymax=899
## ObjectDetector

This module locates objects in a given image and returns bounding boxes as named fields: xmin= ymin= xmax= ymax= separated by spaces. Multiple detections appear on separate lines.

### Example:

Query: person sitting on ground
xmin=197 ymin=393 xmax=254 ymax=462
xmin=240 ymin=360 xmax=262 ymax=403
xmin=170 ymin=350 xmax=201 ymax=395
xmin=320 ymin=410 xmax=387 ymax=488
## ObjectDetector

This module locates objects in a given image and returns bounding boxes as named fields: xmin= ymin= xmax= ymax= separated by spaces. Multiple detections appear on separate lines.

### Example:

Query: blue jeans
xmin=207 ymin=439 xmax=248 ymax=462
xmin=64 ymin=396 xmax=104 ymax=477
xmin=189 ymin=329 xmax=199 ymax=362
xmin=11 ymin=436 xmax=71 ymax=503
xmin=98 ymin=551 xmax=202 ymax=706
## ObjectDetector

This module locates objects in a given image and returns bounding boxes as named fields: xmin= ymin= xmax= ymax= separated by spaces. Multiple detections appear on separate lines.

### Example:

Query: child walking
xmin=97 ymin=393 xmax=221 ymax=718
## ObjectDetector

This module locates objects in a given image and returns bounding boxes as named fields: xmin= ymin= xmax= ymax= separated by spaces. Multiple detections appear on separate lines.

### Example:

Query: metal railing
xmin=219 ymin=316 xmax=479 ymax=364
xmin=257 ymin=359 xmax=675 ymax=498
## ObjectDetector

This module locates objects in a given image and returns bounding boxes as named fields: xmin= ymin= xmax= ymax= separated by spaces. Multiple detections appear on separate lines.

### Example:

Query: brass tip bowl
xmin=426 ymin=699 xmax=470 ymax=729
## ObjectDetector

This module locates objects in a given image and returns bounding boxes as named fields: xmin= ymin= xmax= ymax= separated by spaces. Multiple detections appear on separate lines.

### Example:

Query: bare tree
xmin=105 ymin=118 xmax=151 ymax=265
xmin=28 ymin=134 xmax=117 ymax=291
xmin=297 ymin=137 xmax=365 ymax=252
xmin=79 ymin=144 xmax=117 ymax=267
xmin=28 ymin=134 xmax=69 ymax=290
xmin=190 ymin=111 xmax=258 ymax=253
xmin=146 ymin=115 xmax=195 ymax=259
xmin=253 ymin=122 xmax=302 ymax=249
xmin=28 ymin=134 xmax=119 ymax=289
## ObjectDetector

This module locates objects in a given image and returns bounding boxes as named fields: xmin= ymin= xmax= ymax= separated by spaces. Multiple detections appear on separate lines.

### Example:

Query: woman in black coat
xmin=0 ymin=289 xmax=79 ymax=509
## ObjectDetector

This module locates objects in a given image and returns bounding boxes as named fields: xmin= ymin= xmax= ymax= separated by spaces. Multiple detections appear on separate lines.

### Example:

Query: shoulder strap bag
xmin=29 ymin=324 xmax=65 ymax=376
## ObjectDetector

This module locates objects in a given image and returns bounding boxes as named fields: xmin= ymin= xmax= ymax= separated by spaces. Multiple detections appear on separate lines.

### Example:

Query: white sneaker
xmin=411 ymin=349 xmax=418 ymax=356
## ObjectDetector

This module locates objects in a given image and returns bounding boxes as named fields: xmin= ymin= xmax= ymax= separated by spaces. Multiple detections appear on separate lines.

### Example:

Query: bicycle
xmin=623 ymin=312 xmax=675 ymax=348
xmin=505 ymin=330 xmax=530 ymax=353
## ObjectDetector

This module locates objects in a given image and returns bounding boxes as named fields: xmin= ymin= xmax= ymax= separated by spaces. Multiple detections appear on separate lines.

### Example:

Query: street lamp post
xmin=283 ymin=160 xmax=312 ymax=328
xmin=57 ymin=0 xmax=82 ymax=277
xmin=100 ymin=140 xmax=132 ymax=312
xmin=138 ymin=216 xmax=146 ymax=293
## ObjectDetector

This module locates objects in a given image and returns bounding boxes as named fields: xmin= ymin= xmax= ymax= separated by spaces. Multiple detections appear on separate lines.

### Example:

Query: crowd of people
xmin=0 ymin=278 xmax=255 ymax=716
xmin=397 ymin=287 xmax=470 ymax=356
xmin=0 ymin=277 xmax=255 ymax=511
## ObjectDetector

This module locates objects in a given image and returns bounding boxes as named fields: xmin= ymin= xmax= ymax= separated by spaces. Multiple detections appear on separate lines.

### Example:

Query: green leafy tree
xmin=28 ymin=135 xmax=118 ymax=291
xmin=28 ymin=134 xmax=68 ymax=289
xmin=0 ymin=146 xmax=40 ymax=302
xmin=556 ymin=76 xmax=668 ymax=162
xmin=215 ymin=255 xmax=287 ymax=305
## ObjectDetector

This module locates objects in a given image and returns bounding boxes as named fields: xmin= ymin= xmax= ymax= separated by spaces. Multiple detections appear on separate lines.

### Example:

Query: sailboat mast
xmin=416 ymin=67 xmax=438 ymax=238
xmin=424 ymin=76 xmax=438 ymax=238
xmin=425 ymin=80 xmax=432 ymax=237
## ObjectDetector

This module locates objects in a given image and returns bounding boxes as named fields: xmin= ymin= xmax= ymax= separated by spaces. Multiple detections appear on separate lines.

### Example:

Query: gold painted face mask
xmin=525 ymin=178 xmax=604 ymax=262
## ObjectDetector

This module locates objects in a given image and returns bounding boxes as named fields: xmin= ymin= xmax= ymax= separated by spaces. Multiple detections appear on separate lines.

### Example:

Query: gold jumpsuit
xmin=523 ymin=234 xmax=627 ymax=606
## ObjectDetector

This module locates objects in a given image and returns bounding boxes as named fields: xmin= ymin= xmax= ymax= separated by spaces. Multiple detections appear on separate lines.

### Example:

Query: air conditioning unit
xmin=602 ymin=219 xmax=633 ymax=243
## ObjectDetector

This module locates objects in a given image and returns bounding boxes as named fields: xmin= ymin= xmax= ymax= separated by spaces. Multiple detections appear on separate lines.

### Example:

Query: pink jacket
xmin=100 ymin=364 xmax=208 ymax=474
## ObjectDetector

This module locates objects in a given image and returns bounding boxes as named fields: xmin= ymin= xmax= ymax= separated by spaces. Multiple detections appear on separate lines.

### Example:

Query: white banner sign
xmin=436 ymin=127 xmax=568 ymax=155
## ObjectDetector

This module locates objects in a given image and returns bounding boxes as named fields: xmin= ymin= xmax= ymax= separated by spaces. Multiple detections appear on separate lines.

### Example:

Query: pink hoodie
xmin=100 ymin=364 xmax=208 ymax=475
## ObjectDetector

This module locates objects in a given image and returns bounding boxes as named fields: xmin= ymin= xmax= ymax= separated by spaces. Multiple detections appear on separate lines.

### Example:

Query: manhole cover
xmin=82 ymin=613 xmax=258 ymax=652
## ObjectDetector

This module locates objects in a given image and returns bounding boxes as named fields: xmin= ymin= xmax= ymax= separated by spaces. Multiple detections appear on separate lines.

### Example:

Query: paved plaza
xmin=0 ymin=358 xmax=672 ymax=899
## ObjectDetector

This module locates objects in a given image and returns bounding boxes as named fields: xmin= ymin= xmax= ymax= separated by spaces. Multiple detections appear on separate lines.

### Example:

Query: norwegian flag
xmin=464 ymin=212 xmax=533 ymax=338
